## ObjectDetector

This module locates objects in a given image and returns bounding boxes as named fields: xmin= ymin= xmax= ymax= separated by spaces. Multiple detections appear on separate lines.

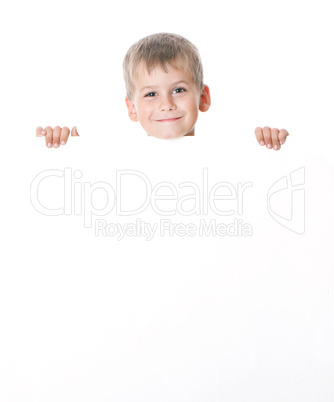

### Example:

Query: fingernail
xmin=274 ymin=145 xmax=278 ymax=150
xmin=41 ymin=130 xmax=46 ymax=135
xmin=260 ymin=141 xmax=264 ymax=146
xmin=54 ymin=143 xmax=58 ymax=148
xmin=47 ymin=143 xmax=51 ymax=148
xmin=267 ymin=144 xmax=272 ymax=148
xmin=61 ymin=141 xmax=65 ymax=145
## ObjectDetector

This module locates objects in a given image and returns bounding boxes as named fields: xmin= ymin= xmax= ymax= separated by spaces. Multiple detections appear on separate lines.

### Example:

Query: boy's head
xmin=123 ymin=33 xmax=211 ymax=139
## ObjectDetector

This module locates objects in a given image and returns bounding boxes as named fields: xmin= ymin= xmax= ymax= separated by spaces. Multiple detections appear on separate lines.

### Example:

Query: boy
xmin=36 ymin=33 xmax=289 ymax=148
xmin=123 ymin=32 xmax=210 ymax=139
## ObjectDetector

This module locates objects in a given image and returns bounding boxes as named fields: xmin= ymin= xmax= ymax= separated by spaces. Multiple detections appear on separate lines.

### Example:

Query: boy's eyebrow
xmin=139 ymin=80 xmax=190 ymax=93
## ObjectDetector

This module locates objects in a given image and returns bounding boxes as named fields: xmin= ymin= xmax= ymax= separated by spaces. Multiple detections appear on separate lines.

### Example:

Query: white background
xmin=1 ymin=0 xmax=334 ymax=401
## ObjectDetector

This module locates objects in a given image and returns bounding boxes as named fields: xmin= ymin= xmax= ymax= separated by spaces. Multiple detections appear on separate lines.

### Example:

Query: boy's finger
xmin=60 ymin=127 xmax=70 ymax=145
xmin=254 ymin=127 xmax=265 ymax=146
xmin=52 ymin=126 xmax=61 ymax=148
xmin=45 ymin=126 xmax=53 ymax=148
xmin=278 ymin=129 xmax=289 ymax=145
xmin=263 ymin=126 xmax=273 ymax=149
xmin=271 ymin=127 xmax=280 ymax=150
xmin=36 ymin=126 xmax=46 ymax=137
xmin=71 ymin=126 xmax=79 ymax=136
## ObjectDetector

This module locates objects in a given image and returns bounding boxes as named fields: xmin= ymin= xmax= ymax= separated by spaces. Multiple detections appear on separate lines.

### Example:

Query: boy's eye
xmin=173 ymin=87 xmax=186 ymax=94
xmin=145 ymin=92 xmax=157 ymax=97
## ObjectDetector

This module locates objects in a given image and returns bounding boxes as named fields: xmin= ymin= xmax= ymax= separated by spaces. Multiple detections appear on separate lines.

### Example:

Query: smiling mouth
xmin=156 ymin=117 xmax=182 ymax=123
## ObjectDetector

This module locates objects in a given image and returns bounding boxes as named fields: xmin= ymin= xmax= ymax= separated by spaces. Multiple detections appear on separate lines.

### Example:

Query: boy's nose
xmin=158 ymin=95 xmax=176 ymax=112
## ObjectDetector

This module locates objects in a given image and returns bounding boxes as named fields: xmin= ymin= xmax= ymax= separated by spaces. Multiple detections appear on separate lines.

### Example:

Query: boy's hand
xmin=36 ymin=126 xmax=79 ymax=148
xmin=254 ymin=126 xmax=289 ymax=151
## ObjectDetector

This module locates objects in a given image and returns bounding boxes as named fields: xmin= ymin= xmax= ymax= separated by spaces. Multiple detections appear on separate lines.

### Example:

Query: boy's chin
xmin=146 ymin=129 xmax=195 ymax=140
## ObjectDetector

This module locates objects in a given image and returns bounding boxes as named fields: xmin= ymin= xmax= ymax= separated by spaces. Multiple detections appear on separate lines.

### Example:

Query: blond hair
xmin=123 ymin=33 xmax=204 ymax=100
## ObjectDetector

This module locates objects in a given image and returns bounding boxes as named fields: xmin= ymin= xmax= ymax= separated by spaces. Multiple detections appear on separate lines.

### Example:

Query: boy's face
xmin=125 ymin=62 xmax=211 ymax=139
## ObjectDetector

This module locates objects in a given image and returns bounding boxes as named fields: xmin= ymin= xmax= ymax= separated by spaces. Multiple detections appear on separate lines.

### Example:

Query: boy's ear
xmin=199 ymin=85 xmax=211 ymax=112
xmin=125 ymin=97 xmax=139 ymax=122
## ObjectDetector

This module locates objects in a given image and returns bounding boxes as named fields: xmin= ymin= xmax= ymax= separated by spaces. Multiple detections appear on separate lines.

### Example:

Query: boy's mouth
xmin=156 ymin=117 xmax=182 ymax=123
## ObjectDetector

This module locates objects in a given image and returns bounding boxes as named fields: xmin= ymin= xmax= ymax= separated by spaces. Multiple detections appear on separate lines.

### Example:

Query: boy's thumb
xmin=71 ymin=126 xmax=79 ymax=136
xmin=36 ymin=126 xmax=46 ymax=136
